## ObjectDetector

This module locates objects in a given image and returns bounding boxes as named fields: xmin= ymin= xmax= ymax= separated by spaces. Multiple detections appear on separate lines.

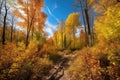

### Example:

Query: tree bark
xmin=2 ymin=0 xmax=8 ymax=45
xmin=85 ymin=8 xmax=91 ymax=46
xmin=80 ymin=1 xmax=87 ymax=33
xmin=0 ymin=0 xmax=3 ymax=14
xmin=117 ymin=0 xmax=120 ymax=2
xmin=25 ymin=9 xmax=35 ymax=47
xmin=10 ymin=15 xmax=14 ymax=42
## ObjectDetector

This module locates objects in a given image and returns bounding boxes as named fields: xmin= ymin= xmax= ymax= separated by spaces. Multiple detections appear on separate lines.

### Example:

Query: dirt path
xmin=60 ymin=52 xmax=77 ymax=80
xmin=47 ymin=51 xmax=77 ymax=80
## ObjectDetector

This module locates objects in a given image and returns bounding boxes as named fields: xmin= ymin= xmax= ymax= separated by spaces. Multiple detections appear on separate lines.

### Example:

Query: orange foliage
xmin=13 ymin=0 xmax=46 ymax=32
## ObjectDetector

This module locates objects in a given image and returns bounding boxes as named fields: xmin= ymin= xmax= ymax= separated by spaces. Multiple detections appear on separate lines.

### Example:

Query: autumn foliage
xmin=0 ymin=0 xmax=120 ymax=80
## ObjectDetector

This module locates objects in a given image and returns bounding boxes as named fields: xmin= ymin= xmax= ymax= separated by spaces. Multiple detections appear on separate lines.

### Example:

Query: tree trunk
xmin=25 ymin=31 xmax=29 ymax=47
xmin=25 ymin=10 xmax=35 ymax=48
xmin=80 ymin=1 xmax=88 ymax=46
xmin=64 ymin=34 xmax=66 ymax=49
xmin=80 ymin=1 xmax=87 ymax=33
xmin=2 ymin=1 xmax=8 ymax=45
xmin=61 ymin=30 xmax=63 ymax=49
xmin=31 ymin=26 xmax=34 ymax=39
xmin=0 ymin=0 xmax=3 ymax=14
xmin=85 ymin=8 xmax=91 ymax=46
xmin=73 ymin=27 xmax=75 ymax=49
xmin=117 ymin=0 xmax=120 ymax=2
xmin=10 ymin=16 xmax=14 ymax=42
xmin=10 ymin=25 xmax=13 ymax=42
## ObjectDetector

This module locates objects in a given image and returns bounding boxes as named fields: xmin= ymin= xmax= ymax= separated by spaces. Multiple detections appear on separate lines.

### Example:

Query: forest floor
xmin=47 ymin=50 xmax=78 ymax=80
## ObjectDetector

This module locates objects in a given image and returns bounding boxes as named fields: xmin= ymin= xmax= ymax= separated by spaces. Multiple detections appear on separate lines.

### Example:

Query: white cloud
xmin=46 ymin=6 xmax=59 ymax=23
xmin=52 ymin=2 xmax=57 ymax=11
xmin=44 ymin=20 xmax=58 ymax=38
xmin=76 ymin=28 xmax=80 ymax=37
xmin=54 ymin=3 xmax=57 ymax=9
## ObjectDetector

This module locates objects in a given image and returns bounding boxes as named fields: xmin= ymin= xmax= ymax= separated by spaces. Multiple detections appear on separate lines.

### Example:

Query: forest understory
xmin=0 ymin=0 xmax=120 ymax=80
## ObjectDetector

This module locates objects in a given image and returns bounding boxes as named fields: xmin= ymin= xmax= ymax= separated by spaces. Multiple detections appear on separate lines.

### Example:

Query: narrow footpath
xmin=46 ymin=51 xmax=78 ymax=80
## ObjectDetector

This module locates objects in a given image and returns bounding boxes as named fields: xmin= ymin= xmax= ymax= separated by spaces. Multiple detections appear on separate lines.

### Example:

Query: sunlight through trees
xmin=0 ymin=0 xmax=120 ymax=80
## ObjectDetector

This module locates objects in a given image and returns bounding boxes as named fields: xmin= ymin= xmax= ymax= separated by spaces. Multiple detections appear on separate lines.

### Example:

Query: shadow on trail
xmin=47 ymin=57 xmax=70 ymax=80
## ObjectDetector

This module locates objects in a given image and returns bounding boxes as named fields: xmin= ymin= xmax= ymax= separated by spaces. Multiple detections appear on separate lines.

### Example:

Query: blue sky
xmin=43 ymin=0 xmax=76 ymax=37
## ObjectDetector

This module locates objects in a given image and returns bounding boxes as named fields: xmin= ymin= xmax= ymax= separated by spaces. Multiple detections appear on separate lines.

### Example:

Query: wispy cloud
xmin=52 ymin=2 xmax=58 ymax=11
xmin=46 ymin=6 xmax=59 ymax=23
xmin=44 ymin=20 xmax=58 ymax=38
xmin=54 ymin=2 xmax=58 ymax=9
